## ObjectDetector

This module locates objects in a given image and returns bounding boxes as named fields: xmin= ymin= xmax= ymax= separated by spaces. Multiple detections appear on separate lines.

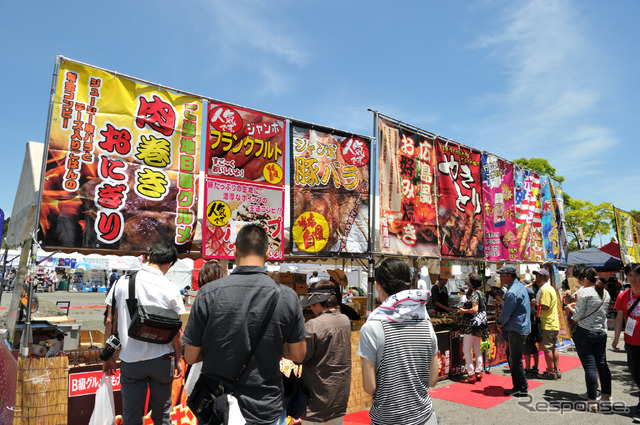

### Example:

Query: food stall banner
xmin=205 ymin=102 xmax=285 ymax=186
xmin=481 ymin=154 xmax=518 ymax=261
xmin=203 ymin=177 xmax=284 ymax=260
xmin=514 ymin=167 xmax=544 ymax=262
xmin=290 ymin=123 xmax=371 ymax=255
xmin=540 ymin=175 xmax=562 ymax=261
xmin=436 ymin=140 xmax=483 ymax=259
xmin=377 ymin=118 xmax=439 ymax=256
xmin=39 ymin=58 xmax=202 ymax=253
xmin=613 ymin=206 xmax=640 ymax=264
xmin=550 ymin=179 xmax=569 ymax=262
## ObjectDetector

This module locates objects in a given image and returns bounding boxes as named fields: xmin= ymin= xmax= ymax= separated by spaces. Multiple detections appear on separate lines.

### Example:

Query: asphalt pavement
xmin=429 ymin=333 xmax=639 ymax=424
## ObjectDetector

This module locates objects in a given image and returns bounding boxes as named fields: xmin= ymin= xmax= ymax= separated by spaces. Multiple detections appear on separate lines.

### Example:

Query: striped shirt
xmin=360 ymin=320 xmax=436 ymax=425
xmin=572 ymin=286 xmax=610 ymax=333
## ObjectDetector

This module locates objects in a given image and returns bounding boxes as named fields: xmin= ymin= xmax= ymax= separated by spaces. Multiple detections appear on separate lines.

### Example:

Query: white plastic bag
xmin=183 ymin=361 xmax=203 ymax=396
xmin=88 ymin=374 xmax=116 ymax=425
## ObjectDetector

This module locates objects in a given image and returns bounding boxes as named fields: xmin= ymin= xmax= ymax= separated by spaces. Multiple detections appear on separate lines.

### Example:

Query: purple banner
xmin=481 ymin=154 xmax=518 ymax=261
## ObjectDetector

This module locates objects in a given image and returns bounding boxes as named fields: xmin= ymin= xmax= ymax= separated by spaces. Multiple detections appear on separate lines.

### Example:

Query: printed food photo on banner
xmin=377 ymin=117 xmax=439 ymax=256
xmin=205 ymin=102 xmax=285 ymax=186
xmin=514 ymin=167 xmax=544 ymax=261
xmin=436 ymin=140 xmax=483 ymax=259
xmin=481 ymin=154 xmax=518 ymax=261
xmin=38 ymin=58 xmax=201 ymax=253
xmin=290 ymin=123 xmax=371 ymax=255
xmin=203 ymin=177 xmax=284 ymax=260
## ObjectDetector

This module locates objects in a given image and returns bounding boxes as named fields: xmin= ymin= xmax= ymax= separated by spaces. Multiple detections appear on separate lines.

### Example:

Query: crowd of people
xmin=99 ymin=225 xmax=640 ymax=424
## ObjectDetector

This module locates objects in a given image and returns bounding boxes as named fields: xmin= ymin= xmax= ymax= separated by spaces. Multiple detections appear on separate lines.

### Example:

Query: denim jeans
xmin=573 ymin=326 xmax=611 ymax=400
xmin=507 ymin=331 xmax=528 ymax=392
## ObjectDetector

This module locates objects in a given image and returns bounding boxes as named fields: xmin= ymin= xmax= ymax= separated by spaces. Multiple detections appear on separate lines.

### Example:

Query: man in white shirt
xmin=103 ymin=243 xmax=185 ymax=425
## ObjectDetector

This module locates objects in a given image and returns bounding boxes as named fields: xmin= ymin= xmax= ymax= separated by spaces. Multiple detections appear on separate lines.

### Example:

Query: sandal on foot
xmin=475 ymin=372 xmax=483 ymax=381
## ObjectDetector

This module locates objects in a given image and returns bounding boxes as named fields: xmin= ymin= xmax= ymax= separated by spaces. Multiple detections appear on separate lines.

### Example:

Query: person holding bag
xmin=456 ymin=273 xmax=488 ymax=384
xmin=564 ymin=267 xmax=611 ymax=412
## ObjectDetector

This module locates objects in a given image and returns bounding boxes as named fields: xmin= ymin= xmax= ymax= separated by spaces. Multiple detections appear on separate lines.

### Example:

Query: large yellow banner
xmin=39 ymin=58 xmax=202 ymax=253
xmin=613 ymin=206 xmax=640 ymax=264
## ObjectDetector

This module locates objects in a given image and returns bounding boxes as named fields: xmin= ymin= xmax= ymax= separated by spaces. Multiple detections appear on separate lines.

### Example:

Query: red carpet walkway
xmin=343 ymin=354 xmax=584 ymax=422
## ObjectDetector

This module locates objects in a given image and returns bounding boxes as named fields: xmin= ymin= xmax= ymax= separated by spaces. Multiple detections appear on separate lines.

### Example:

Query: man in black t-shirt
xmin=431 ymin=276 xmax=452 ymax=314
xmin=184 ymin=224 xmax=307 ymax=425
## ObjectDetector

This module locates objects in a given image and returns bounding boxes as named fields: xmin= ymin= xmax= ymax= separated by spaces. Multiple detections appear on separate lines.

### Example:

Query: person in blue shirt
xmin=496 ymin=264 xmax=531 ymax=397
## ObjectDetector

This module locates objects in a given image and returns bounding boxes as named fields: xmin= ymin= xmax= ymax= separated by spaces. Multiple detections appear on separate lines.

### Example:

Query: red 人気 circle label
xmin=341 ymin=137 xmax=369 ymax=167
xmin=209 ymin=106 xmax=243 ymax=133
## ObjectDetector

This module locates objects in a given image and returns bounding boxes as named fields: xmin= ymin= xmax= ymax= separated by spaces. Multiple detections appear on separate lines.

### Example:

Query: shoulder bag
xmin=187 ymin=283 xmax=281 ymax=425
xmin=126 ymin=272 xmax=183 ymax=344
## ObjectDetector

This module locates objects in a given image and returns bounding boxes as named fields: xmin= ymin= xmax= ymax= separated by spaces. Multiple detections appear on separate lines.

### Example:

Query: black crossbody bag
xmin=126 ymin=272 xmax=183 ymax=344
xmin=187 ymin=283 xmax=281 ymax=425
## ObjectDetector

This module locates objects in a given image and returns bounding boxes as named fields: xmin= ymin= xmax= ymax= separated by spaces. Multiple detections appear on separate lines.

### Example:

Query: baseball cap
xmin=300 ymin=288 xmax=336 ymax=307
xmin=496 ymin=265 xmax=517 ymax=275
xmin=533 ymin=269 xmax=550 ymax=278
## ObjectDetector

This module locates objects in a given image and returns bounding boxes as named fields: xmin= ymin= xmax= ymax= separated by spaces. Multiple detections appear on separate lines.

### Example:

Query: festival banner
xmin=481 ymin=154 xmax=518 ymax=261
xmin=613 ymin=206 xmax=640 ymax=264
xmin=205 ymin=102 xmax=285 ymax=186
xmin=550 ymin=179 xmax=569 ymax=262
xmin=514 ymin=167 xmax=544 ymax=261
xmin=203 ymin=177 xmax=284 ymax=260
xmin=377 ymin=117 xmax=439 ymax=256
xmin=540 ymin=175 xmax=561 ymax=261
xmin=290 ymin=123 xmax=371 ymax=255
xmin=436 ymin=140 xmax=483 ymax=259
xmin=39 ymin=58 xmax=201 ymax=253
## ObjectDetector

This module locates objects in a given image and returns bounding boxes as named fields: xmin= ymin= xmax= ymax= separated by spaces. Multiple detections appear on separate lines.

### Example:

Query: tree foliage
xmin=513 ymin=158 xmax=565 ymax=183
xmin=564 ymin=200 xmax=613 ymax=249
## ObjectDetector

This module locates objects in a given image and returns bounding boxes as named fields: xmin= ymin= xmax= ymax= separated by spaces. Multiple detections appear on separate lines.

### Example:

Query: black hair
xmin=310 ymin=279 xmax=338 ymax=308
xmin=149 ymin=243 xmax=178 ymax=266
xmin=235 ymin=223 xmax=269 ymax=258
xmin=572 ymin=264 xmax=587 ymax=278
xmin=467 ymin=273 xmax=483 ymax=289
xmin=579 ymin=266 xmax=605 ymax=299
xmin=375 ymin=258 xmax=411 ymax=296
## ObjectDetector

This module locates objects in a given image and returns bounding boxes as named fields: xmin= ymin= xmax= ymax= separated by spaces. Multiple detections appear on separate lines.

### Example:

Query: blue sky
xmin=1 ymin=0 xmax=638 ymax=228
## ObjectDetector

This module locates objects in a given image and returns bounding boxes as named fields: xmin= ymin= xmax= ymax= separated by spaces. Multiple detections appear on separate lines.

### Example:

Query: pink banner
xmin=481 ymin=154 xmax=518 ymax=261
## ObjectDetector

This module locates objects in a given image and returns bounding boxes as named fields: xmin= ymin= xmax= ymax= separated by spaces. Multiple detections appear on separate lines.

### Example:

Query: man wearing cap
xmin=300 ymin=279 xmax=351 ymax=424
xmin=533 ymin=268 xmax=561 ymax=380
xmin=495 ymin=264 xmax=531 ymax=397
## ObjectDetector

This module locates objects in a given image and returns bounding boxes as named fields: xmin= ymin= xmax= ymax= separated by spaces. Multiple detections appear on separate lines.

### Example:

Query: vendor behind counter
xmin=327 ymin=269 xmax=361 ymax=320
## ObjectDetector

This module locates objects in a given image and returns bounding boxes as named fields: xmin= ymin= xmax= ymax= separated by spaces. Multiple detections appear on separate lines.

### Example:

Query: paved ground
xmin=2 ymin=290 xmax=639 ymax=423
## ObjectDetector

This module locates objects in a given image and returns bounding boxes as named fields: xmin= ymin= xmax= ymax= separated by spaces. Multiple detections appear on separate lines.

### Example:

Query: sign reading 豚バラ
xmin=436 ymin=140 xmax=483 ymax=259
xmin=481 ymin=154 xmax=518 ymax=261
xmin=377 ymin=117 xmax=438 ymax=256
xmin=203 ymin=177 xmax=284 ymax=260
xmin=39 ymin=58 xmax=201 ymax=253
xmin=290 ymin=123 xmax=371 ymax=255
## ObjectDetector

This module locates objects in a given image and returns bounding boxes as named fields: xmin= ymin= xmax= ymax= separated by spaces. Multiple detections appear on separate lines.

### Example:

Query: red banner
xmin=436 ymin=140 xmax=484 ymax=259
xmin=205 ymin=103 xmax=285 ymax=186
